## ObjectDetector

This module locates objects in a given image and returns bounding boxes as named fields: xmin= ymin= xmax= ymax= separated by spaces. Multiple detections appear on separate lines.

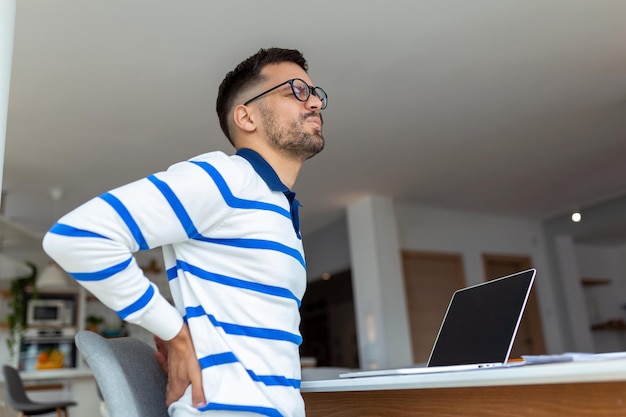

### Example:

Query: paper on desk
xmin=522 ymin=351 xmax=626 ymax=364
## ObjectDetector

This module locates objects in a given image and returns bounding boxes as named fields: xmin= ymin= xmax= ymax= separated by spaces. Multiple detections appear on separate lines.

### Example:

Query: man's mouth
xmin=306 ymin=116 xmax=322 ymax=129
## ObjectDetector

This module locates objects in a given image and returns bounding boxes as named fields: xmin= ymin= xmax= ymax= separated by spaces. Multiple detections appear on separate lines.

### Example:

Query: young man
xmin=43 ymin=47 xmax=327 ymax=417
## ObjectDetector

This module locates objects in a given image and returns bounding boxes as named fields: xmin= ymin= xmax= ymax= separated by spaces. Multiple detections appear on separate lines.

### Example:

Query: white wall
xmin=394 ymin=202 xmax=564 ymax=353
xmin=542 ymin=193 xmax=626 ymax=350
xmin=303 ymin=197 xmax=569 ymax=368
xmin=576 ymin=244 xmax=626 ymax=320
xmin=576 ymin=243 xmax=626 ymax=352
xmin=0 ymin=0 xmax=16 ymax=197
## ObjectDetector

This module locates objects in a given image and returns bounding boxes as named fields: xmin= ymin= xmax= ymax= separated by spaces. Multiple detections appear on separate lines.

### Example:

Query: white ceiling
xmin=3 ymin=0 xmax=626 ymax=246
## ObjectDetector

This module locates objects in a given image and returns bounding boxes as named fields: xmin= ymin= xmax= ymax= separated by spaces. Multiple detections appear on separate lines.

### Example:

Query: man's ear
xmin=233 ymin=104 xmax=257 ymax=134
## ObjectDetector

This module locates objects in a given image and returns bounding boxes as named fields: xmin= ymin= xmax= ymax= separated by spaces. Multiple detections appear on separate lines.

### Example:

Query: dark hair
xmin=216 ymin=48 xmax=308 ymax=144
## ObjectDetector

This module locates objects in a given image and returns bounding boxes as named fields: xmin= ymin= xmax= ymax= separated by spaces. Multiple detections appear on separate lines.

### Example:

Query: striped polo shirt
xmin=43 ymin=149 xmax=307 ymax=416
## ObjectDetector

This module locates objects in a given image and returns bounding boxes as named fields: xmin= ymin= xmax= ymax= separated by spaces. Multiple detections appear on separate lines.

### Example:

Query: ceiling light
xmin=571 ymin=211 xmax=582 ymax=223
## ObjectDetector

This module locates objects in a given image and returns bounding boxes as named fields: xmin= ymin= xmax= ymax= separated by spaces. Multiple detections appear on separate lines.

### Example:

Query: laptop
xmin=340 ymin=268 xmax=536 ymax=378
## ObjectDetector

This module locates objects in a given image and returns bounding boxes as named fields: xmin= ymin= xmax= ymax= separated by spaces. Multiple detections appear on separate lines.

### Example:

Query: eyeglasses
xmin=243 ymin=78 xmax=328 ymax=110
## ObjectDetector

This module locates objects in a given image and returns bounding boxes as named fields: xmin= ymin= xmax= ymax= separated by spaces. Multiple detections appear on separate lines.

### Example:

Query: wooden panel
xmin=402 ymin=251 xmax=465 ymax=363
xmin=482 ymin=254 xmax=546 ymax=356
xmin=304 ymin=381 xmax=626 ymax=417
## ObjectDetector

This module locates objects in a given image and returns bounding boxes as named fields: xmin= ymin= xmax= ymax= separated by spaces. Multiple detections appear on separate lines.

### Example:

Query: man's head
xmin=216 ymin=48 xmax=309 ymax=145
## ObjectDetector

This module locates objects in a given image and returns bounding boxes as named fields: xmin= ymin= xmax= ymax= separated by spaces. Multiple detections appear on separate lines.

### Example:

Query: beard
xmin=259 ymin=105 xmax=325 ymax=161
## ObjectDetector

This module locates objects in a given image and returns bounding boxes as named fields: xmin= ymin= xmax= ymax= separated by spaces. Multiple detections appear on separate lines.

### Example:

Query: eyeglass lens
xmin=291 ymin=79 xmax=327 ymax=109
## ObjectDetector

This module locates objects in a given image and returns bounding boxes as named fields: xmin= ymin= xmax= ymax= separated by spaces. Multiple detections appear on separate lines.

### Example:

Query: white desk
xmin=301 ymin=359 xmax=626 ymax=416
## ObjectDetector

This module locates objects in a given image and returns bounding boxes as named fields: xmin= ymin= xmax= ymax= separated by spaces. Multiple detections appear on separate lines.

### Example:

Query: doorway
xmin=299 ymin=269 xmax=360 ymax=368
xmin=482 ymin=254 xmax=546 ymax=357
xmin=402 ymin=251 xmax=465 ymax=364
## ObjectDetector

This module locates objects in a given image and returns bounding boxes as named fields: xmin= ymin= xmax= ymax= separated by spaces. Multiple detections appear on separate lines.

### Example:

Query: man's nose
xmin=305 ymin=93 xmax=323 ymax=111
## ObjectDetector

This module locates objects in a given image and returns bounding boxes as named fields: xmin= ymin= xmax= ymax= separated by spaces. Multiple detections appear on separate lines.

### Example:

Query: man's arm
xmin=42 ymin=158 xmax=230 ymax=407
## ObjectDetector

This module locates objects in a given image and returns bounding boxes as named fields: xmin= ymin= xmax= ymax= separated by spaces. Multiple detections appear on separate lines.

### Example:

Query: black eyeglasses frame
xmin=243 ymin=78 xmax=327 ymax=110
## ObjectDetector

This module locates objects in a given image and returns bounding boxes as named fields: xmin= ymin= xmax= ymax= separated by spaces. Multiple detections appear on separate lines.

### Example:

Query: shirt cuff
xmin=132 ymin=295 xmax=184 ymax=341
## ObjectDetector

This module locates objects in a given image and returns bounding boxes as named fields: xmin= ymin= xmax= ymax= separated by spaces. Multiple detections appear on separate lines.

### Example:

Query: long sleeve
xmin=42 ymin=153 xmax=236 ymax=341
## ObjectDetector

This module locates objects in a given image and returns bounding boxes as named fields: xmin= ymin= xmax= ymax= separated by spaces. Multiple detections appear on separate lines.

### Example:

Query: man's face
xmin=253 ymin=62 xmax=325 ymax=161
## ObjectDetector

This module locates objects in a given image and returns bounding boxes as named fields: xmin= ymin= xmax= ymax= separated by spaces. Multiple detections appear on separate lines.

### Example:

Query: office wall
xmin=543 ymin=194 xmax=626 ymax=351
xmin=575 ymin=243 xmax=626 ymax=352
xmin=394 ymin=202 xmax=564 ymax=353
xmin=304 ymin=199 xmax=568 ymax=359
xmin=576 ymin=244 xmax=626 ymax=320
xmin=0 ymin=0 xmax=16 ymax=197
xmin=397 ymin=204 xmax=542 ymax=281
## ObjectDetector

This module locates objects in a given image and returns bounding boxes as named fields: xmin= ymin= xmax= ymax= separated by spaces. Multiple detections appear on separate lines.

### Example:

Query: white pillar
xmin=0 ymin=0 xmax=16 ymax=201
xmin=347 ymin=195 xmax=412 ymax=369
xmin=554 ymin=235 xmax=594 ymax=352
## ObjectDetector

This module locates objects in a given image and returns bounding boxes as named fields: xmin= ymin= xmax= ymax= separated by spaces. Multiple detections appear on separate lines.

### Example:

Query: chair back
xmin=75 ymin=330 xmax=168 ymax=417
xmin=2 ymin=365 xmax=30 ymax=409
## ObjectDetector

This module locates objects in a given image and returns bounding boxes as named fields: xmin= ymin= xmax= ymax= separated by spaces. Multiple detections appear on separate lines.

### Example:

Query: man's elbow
xmin=42 ymin=231 xmax=63 ymax=263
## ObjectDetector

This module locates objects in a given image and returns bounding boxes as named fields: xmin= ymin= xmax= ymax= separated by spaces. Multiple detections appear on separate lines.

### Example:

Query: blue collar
xmin=236 ymin=148 xmax=288 ymax=192
xmin=236 ymin=148 xmax=302 ymax=239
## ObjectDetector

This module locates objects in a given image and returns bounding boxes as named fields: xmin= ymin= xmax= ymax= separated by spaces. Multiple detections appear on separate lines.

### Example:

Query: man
xmin=43 ymin=47 xmax=327 ymax=416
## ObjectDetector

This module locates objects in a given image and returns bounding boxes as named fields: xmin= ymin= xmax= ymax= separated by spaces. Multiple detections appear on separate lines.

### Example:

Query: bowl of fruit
xmin=35 ymin=349 xmax=65 ymax=370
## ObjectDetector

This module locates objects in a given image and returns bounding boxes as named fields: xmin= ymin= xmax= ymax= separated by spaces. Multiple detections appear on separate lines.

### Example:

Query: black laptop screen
xmin=427 ymin=269 xmax=535 ymax=367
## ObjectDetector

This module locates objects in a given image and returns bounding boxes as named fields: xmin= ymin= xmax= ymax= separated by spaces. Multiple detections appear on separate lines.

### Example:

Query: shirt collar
xmin=236 ymin=148 xmax=289 ymax=193
xmin=236 ymin=148 xmax=302 ymax=239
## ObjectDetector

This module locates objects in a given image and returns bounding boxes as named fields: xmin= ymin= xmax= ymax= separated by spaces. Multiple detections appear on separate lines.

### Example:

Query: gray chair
xmin=2 ymin=365 xmax=76 ymax=417
xmin=74 ymin=330 xmax=168 ymax=417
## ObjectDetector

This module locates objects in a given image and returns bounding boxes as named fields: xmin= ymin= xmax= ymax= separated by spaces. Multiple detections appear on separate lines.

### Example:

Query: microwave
xmin=26 ymin=299 xmax=74 ymax=327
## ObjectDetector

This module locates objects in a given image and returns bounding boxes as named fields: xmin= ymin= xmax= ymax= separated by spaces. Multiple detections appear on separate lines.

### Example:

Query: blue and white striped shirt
xmin=43 ymin=149 xmax=306 ymax=416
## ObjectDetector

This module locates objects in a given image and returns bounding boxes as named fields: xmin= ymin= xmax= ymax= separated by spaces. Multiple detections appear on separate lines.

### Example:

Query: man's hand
xmin=154 ymin=335 xmax=168 ymax=375
xmin=163 ymin=325 xmax=206 ymax=408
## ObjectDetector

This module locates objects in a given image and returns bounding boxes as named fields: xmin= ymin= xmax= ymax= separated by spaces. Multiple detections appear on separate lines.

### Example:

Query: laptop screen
xmin=427 ymin=269 xmax=535 ymax=367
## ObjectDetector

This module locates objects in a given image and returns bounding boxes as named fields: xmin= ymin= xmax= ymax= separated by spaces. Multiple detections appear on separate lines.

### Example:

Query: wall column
xmin=0 ymin=0 xmax=16 ymax=200
xmin=554 ymin=235 xmax=594 ymax=352
xmin=346 ymin=195 xmax=412 ymax=369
